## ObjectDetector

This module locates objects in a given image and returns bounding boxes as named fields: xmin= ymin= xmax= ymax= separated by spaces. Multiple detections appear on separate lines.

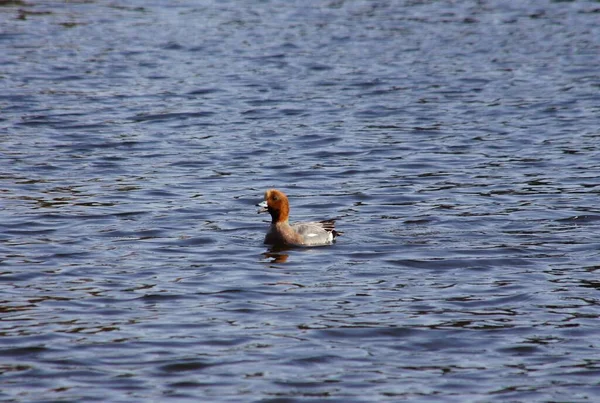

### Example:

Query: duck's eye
xmin=272 ymin=195 xmax=279 ymax=201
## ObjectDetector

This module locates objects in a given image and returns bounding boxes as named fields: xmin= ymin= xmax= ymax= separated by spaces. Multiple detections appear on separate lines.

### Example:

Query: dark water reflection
xmin=2 ymin=0 xmax=600 ymax=401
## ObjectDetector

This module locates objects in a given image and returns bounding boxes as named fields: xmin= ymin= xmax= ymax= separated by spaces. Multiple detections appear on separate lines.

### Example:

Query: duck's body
xmin=258 ymin=189 xmax=341 ymax=247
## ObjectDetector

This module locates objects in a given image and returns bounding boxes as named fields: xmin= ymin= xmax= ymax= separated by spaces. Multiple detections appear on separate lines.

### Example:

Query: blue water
xmin=1 ymin=1 xmax=600 ymax=401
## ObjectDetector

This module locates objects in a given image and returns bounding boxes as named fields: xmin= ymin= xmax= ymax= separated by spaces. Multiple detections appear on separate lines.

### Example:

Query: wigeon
xmin=257 ymin=189 xmax=341 ymax=247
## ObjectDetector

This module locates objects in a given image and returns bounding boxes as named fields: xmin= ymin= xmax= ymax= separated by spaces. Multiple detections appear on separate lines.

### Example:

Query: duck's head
xmin=257 ymin=189 xmax=290 ymax=223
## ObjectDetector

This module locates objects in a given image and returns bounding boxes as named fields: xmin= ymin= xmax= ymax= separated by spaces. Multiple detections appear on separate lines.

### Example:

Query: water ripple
xmin=1 ymin=0 xmax=599 ymax=401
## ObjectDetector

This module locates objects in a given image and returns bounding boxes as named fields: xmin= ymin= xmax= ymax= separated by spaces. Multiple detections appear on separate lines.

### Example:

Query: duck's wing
xmin=291 ymin=220 xmax=340 ymax=246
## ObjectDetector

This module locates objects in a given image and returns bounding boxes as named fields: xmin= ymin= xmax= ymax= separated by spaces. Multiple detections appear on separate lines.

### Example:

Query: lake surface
xmin=1 ymin=0 xmax=600 ymax=401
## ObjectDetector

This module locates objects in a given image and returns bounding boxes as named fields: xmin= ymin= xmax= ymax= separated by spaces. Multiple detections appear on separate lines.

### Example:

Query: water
xmin=1 ymin=0 xmax=600 ymax=401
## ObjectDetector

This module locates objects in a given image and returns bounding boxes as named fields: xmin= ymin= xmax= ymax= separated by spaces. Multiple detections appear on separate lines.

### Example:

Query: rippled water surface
xmin=2 ymin=0 xmax=600 ymax=401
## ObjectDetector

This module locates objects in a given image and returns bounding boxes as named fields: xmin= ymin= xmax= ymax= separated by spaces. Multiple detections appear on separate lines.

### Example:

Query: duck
xmin=257 ymin=189 xmax=341 ymax=247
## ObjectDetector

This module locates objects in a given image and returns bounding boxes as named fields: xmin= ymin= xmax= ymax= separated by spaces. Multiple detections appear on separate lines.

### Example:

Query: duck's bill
xmin=257 ymin=200 xmax=268 ymax=214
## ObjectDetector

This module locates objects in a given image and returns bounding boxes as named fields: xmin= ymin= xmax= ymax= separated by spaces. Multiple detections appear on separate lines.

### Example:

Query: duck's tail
xmin=319 ymin=219 xmax=343 ymax=238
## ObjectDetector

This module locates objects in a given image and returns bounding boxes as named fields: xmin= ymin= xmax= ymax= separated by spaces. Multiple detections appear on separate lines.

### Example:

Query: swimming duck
xmin=257 ymin=189 xmax=341 ymax=247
